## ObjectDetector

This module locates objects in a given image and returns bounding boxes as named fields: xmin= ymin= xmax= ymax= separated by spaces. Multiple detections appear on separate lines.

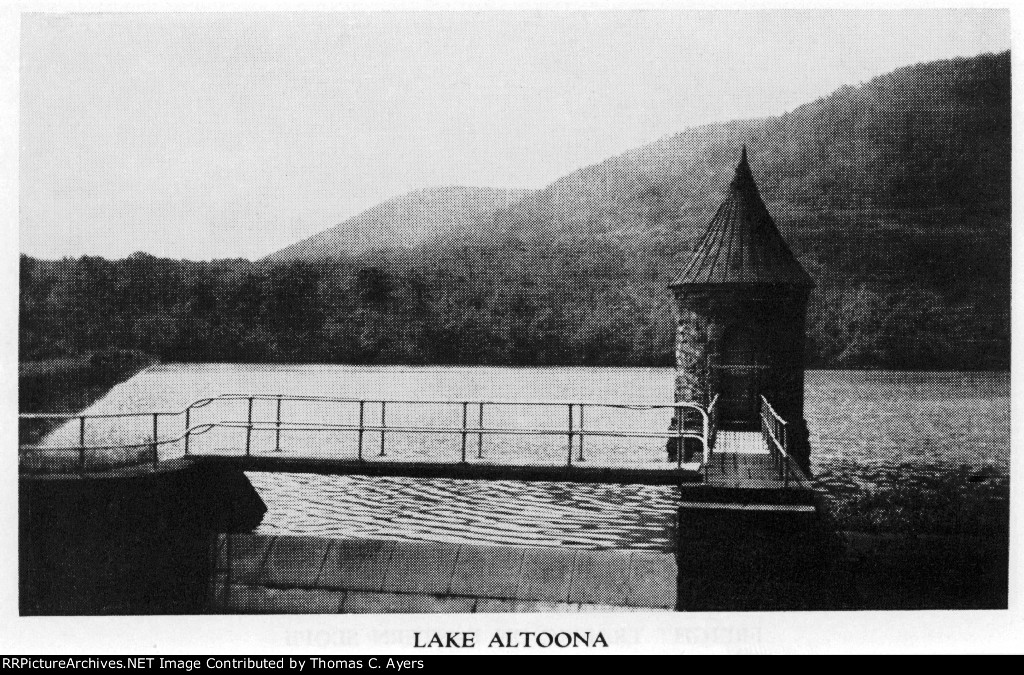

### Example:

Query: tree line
xmin=20 ymin=235 xmax=1009 ymax=371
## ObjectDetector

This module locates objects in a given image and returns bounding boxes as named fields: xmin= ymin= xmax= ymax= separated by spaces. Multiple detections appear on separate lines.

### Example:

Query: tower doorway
xmin=715 ymin=326 xmax=770 ymax=429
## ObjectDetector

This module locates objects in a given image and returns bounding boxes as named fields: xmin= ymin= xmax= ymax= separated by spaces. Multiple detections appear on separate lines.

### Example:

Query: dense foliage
xmin=20 ymin=220 xmax=1009 ymax=370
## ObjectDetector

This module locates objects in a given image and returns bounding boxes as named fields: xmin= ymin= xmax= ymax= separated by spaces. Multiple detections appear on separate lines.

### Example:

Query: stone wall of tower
xmin=672 ymin=291 xmax=713 ymax=407
xmin=671 ymin=285 xmax=812 ymax=472
xmin=670 ymin=288 xmax=714 ymax=462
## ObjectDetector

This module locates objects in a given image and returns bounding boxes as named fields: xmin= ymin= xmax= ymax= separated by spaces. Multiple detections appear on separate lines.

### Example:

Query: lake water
xmin=39 ymin=365 xmax=1010 ymax=551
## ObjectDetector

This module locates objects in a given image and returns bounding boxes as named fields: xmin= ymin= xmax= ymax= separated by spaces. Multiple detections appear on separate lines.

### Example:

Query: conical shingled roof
xmin=670 ymin=148 xmax=813 ymax=288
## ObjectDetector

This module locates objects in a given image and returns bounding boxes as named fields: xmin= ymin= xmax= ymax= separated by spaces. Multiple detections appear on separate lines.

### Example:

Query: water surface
xmin=40 ymin=365 xmax=1010 ymax=550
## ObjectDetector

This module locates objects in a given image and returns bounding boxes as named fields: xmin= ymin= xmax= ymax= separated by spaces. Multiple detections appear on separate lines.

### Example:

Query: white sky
xmin=18 ymin=9 xmax=1010 ymax=260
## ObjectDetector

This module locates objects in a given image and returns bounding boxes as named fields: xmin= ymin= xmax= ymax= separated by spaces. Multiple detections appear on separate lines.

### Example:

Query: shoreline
xmin=139 ymin=361 xmax=1012 ymax=375
xmin=18 ymin=350 xmax=157 ymax=444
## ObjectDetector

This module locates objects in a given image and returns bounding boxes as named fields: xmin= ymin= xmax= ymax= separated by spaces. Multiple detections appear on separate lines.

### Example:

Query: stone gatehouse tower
xmin=669 ymin=147 xmax=814 ymax=471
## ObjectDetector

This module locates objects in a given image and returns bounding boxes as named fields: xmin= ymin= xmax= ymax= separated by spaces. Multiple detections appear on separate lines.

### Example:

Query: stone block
xmin=380 ymin=541 xmax=461 ymax=596
xmin=627 ymin=551 xmax=677 ymax=609
xmin=215 ymin=534 xmax=274 ymax=585
xmin=220 ymin=584 xmax=345 ymax=614
xmin=317 ymin=538 xmax=396 ymax=593
xmin=263 ymin=535 xmax=332 ymax=588
xmin=515 ymin=547 xmax=577 ymax=603
xmin=568 ymin=549 xmax=631 ymax=606
xmin=450 ymin=544 xmax=525 ymax=600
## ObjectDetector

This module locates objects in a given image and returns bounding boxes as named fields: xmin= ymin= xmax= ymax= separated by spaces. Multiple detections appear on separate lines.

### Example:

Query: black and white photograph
xmin=5 ymin=3 xmax=1020 ymax=655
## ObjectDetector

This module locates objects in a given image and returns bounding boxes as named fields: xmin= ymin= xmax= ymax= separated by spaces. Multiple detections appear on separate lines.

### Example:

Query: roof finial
xmin=731 ymin=144 xmax=753 ymax=187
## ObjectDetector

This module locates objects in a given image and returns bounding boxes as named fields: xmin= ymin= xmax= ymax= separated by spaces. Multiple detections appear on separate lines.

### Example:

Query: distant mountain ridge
xmin=266 ymin=186 xmax=534 ymax=261
xmin=267 ymin=50 xmax=1009 ymax=261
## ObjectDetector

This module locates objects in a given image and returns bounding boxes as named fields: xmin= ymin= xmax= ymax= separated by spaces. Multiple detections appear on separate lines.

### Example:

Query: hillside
xmin=266 ymin=186 xmax=534 ymax=261
xmin=484 ymin=51 xmax=1009 ymax=255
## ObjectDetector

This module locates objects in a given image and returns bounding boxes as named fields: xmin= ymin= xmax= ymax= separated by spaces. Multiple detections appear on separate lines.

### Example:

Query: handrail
xmin=211 ymin=420 xmax=709 ymax=440
xmin=19 ymin=422 xmax=220 ymax=453
xmin=17 ymin=394 xmax=709 ymax=421
xmin=18 ymin=395 xmax=708 ymax=425
xmin=759 ymin=395 xmax=799 ymax=487
xmin=218 ymin=394 xmax=708 ymax=410
xmin=760 ymin=396 xmax=787 ymax=431
xmin=18 ymin=422 xmax=221 ymax=474
xmin=20 ymin=393 xmax=719 ymax=475
xmin=706 ymin=393 xmax=720 ymax=452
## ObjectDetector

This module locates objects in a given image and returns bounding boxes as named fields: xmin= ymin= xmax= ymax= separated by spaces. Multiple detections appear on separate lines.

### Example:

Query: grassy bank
xmin=19 ymin=350 xmax=156 ymax=445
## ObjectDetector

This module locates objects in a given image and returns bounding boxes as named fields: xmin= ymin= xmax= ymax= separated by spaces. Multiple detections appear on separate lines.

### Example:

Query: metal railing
xmin=20 ymin=394 xmax=719 ymax=475
xmin=759 ymin=395 xmax=802 ymax=487
xmin=19 ymin=394 xmax=229 ymax=458
xmin=18 ymin=422 xmax=222 ymax=474
xmin=706 ymin=393 xmax=720 ymax=454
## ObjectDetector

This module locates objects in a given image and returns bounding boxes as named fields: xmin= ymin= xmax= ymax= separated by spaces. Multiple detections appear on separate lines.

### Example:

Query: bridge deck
xmin=698 ymin=430 xmax=815 ymax=500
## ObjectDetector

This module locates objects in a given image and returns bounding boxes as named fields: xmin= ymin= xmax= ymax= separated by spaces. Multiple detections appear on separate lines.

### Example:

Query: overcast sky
xmin=19 ymin=9 xmax=1009 ymax=260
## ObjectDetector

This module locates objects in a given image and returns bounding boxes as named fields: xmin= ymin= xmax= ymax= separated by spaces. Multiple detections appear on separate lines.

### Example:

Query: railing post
xmin=79 ymin=416 xmax=86 ymax=472
xmin=275 ymin=397 xmax=282 ymax=452
xmin=477 ymin=402 xmax=485 ymax=459
xmin=701 ymin=405 xmax=710 ymax=466
xmin=774 ymin=417 xmax=780 ymax=482
xmin=461 ymin=402 xmax=468 ymax=463
xmin=184 ymin=407 xmax=191 ymax=455
xmin=567 ymin=404 xmax=574 ymax=467
xmin=768 ymin=413 xmax=778 ymax=480
xmin=245 ymin=397 xmax=254 ymax=457
xmin=357 ymin=400 xmax=365 ymax=461
xmin=577 ymin=404 xmax=585 ymax=462
xmin=782 ymin=419 xmax=790 ymax=488
xmin=710 ymin=398 xmax=720 ymax=477
xmin=152 ymin=413 xmax=159 ymax=465
xmin=677 ymin=405 xmax=683 ymax=468
xmin=379 ymin=401 xmax=386 ymax=457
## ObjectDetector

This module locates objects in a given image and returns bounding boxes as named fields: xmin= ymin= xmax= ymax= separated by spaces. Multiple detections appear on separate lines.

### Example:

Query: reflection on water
xmin=38 ymin=365 xmax=1009 ymax=550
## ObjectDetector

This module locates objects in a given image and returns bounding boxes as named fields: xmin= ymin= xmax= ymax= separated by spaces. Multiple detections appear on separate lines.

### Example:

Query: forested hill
xmin=20 ymin=52 xmax=1010 ymax=371
xmin=266 ymin=186 xmax=534 ymax=261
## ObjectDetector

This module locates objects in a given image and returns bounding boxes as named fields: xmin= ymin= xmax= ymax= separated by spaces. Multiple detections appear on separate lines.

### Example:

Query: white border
xmin=2 ymin=1 xmax=1021 ymax=655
